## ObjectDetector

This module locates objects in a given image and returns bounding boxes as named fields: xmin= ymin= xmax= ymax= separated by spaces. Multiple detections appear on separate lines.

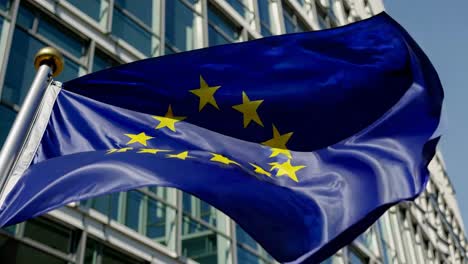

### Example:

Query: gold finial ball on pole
xmin=34 ymin=47 xmax=64 ymax=77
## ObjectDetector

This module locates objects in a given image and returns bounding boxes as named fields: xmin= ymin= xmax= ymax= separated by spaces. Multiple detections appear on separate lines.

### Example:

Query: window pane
xmin=147 ymin=186 xmax=168 ymax=201
xmin=237 ymin=246 xmax=261 ymax=264
xmin=297 ymin=19 xmax=308 ymax=32
xmin=37 ymin=19 xmax=86 ymax=59
xmin=164 ymin=45 xmax=176 ymax=55
xmin=208 ymin=6 xmax=239 ymax=46
xmin=0 ymin=236 xmax=67 ymax=264
xmin=0 ymin=104 xmax=16 ymax=148
xmin=258 ymin=0 xmax=272 ymax=36
xmin=85 ymin=238 xmax=144 ymax=264
xmin=93 ymin=50 xmax=119 ymax=72
xmin=0 ymin=0 xmax=9 ymax=11
xmin=144 ymin=189 xmax=177 ymax=248
xmin=282 ymin=3 xmax=300 ymax=33
xmin=208 ymin=7 xmax=239 ymax=40
xmin=3 ymin=27 xmax=44 ymax=106
xmin=236 ymin=225 xmax=257 ymax=249
xmin=225 ymin=0 xmax=248 ymax=17
xmin=165 ymin=0 xmax=196 ymax=52
xmin=102 ymin=245 xmax=141 ymax=264
xmin=182 ymin=215 xmax=209 ymax=235
xmin=182 ymin=193 xmax=216 ymax=227
xmin=321 ymin=256 xmax=333 ymax=264
xmin=115 ymin=0 xmax=153 ymax=27
xmin=59 ymin=57 xmax=80 ymax=82
xmin=282 ymin=2 xmax=308 ymax=33
xmin=87 ymin=192 xmax=120 ymax=220
xmin=284 ymin=16 xmax=296 ymax=33
xmin=16 ymin=5 xmax=34 ymax=29
xmin=209 ymin=23 xmax=229 ymax=46
xmin=1 ymin=223 xmax=16 ymax=235
xmin=147 ymin=200 xmax=165 ymax=238
xmin=125 ymin=190 xmax=143 ymax=231
xmin=23 ymin=218 xmax=76 ymax=253
xmin=67 ymin=0 xmax=104 ymax=21
xmin=182 ymin=229 xmax=217 ymax=263
xmin=84 ymin=238 xmax=98 ymax=264
xmin=316 ymin=3 xmax=330 ymax=29
xmin=200 ymin=200 xmax=216 ymax=225
xmin=348 ymin=247 xmax=366 ymax=264
xmin=112 ymin=7 xmax=153 ymax=56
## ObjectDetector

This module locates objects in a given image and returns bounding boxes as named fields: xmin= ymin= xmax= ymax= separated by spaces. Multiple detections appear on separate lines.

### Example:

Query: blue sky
xmin=383 ymin=0 xmax=468 ymax=231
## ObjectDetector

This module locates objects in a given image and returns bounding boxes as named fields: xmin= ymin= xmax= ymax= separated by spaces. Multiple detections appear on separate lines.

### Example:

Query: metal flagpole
xmin=0 ymin=47 xmax=63 ymax=194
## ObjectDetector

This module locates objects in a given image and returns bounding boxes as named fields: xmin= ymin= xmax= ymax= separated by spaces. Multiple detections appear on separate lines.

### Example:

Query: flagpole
xmin=0 ymin=47 xmax=63 ymax=193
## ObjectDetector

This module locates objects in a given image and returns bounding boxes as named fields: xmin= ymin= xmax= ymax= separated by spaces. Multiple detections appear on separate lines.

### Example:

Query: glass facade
xmin=0 ymin=1 xmax=466 ymax=264
xmin=257 ymin=0 xmax=272 ymax=36
xmin=165 ymin=0 xmax=198 ymax=53
xmin=208 ymin=3 xmax=241 ymax=46
xmin=282 ymin=1 xmax=308 ymax=33
xmin=111 ymin=0 xmax=160 ymax=56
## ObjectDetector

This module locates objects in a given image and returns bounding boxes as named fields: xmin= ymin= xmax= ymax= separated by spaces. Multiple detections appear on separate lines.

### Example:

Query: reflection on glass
xmin=115 ymin=0 xmax=153 ymax=27
xmin=0 ymin=238 xmax=68 ymax=264
xmin=67 ymin=0 xmax=104 ymax=21
xmin=182 ymin=227 xmax=218 ymax=264
xmin=85 ymin=192 xmax=120 ymax=220
xmin=125 ymin=190 xmax=143 ymax=231
xmin=282 ymin=2 xmax=308 ymax=33
xmin=146 ymin=196 xmax=167 ymax=240
xmin=112 ymin=7 xmax=153 ymax=56
xmin=59 ymin=57 xmax=81 ymax=82
xmin=258 ymin=0 xmax=272 ymax=36
xmin=225 ymin=0 xmax=249 ymax=17
xmin=0 ymin=104 xmax=15 ymax=148
xmin=165 ymin=0 xmax=195 ymax=52
xmin=0 ymin=0 xmax=9 ymax=11
xmin=348 ymin=247 xmax=366 ymax=264
xmin=208 ymin=6 xmax=240 ymax=46
xmin=93 ymin=50 xmax=119 ymax=72
xmin=236 ymin=225 xmax=257 ymax=249
xmin=85 ymin=238 xmax=145 ymax=264
xmin=16 ymin=5 xmax=34 ymax=29
xmin=38 ymin=19 xmax=86 ymax=59
xmin=24 ymin=218 xmax=76 ymax=253
xmin=3 ymin=28 xmax=44 ymax=106
xmin=237 ymin=246 xmax=261 ymax=264
xmin=182 ymin=193 xmax=216 ymax=228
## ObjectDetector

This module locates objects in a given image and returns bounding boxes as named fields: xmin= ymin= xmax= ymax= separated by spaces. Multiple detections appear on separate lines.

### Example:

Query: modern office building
xmin=0 ymin=0 xmax=466 ymax=263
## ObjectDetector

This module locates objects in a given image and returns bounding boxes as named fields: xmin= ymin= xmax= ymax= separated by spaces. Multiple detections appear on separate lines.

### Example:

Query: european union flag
xmin=0 ymin=13 xmax=442 ymax=263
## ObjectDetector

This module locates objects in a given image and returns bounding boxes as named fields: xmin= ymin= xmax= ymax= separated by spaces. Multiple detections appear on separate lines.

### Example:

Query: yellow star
xmin=210 ymin=153 xmax=240 ymax=166
xmin=138 ymin=148 xmax=170 ymax=154
xmin=189 ymin=75 xmax=221 ymax=111
xmin=232 ymin=91 xmax=264 ymax=128
xmin=249 ymin=163 xmax=271 ymax=177
xmin=107 ymin=147 xmax=133 ymax=154
xmin=125 ymin=132 xmax=154 ymax=146
xmin=167 ymin=151 xmax=192 ymax=160
xmin=268 ymin=161 xmax=281 ymax=171
xmin=262 ymin=125 xmax=293 ymax=158
xmin=272 ymin=159 xmax=306 ymax=182
xmin=153 ymin=105 xmax=186 ymax=132
xmin=106 ymin=148 xmax=117 ymax=154
xmin=117 ymin=147 xmax=133 ymax=152
xmin=270 ymin=148 xmax=292 ymax=159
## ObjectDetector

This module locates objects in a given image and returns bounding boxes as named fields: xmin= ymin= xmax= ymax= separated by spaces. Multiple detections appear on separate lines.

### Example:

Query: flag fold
xmin=0 ymin=12 xmax=443 ymax=263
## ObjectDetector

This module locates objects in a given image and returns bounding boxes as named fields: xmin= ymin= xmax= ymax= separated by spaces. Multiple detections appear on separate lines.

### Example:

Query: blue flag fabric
xmin=0 ymin=13 xmax=442 ymax=263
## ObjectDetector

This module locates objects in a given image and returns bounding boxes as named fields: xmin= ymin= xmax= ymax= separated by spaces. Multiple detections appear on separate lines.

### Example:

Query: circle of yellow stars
xmin=107 ymin=75 xmax=306 ymax=183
